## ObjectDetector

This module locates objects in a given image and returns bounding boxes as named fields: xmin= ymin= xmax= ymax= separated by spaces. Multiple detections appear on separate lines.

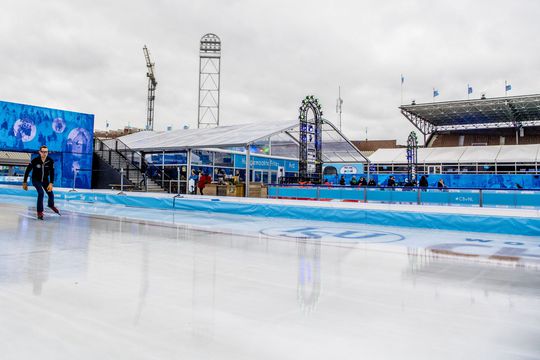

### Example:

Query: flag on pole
xmin=467 ymin=85 xmax=473 ymax=95
xmin=505 ymin=83 xmax=512 ymax=91
xmin=433 ymin=89 xmax=440 ymax=97
xmin=401 ymin=74 xmax=404 ymax=84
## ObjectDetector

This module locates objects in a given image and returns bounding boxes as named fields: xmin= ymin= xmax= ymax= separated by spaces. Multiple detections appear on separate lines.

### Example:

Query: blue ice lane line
xmin=1 ymin=187 xmax=540 ymax=237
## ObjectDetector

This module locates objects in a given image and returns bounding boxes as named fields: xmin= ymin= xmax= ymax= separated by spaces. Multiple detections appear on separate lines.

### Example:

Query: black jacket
xmin=24 ymin=156 xmax=55 ymax=184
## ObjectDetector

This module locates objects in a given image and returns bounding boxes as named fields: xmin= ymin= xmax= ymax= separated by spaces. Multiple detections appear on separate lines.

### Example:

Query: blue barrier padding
xmin=1 ymin=187 xmax=539 ymax=236
xmin=271 ymin=186 xmax=540 ymax=209
xmin=447 ymin=191 xmax=480 ymax=206
xmin=420 ymin=191 xmax=451 ymax=205
xmin=516 ymin=192 xmax=540 ymax=207
xmin=389 ymin=190 xmax=418 ymax=203
xmin=170 ymin=198 xmax=540 ymax=236
xmin=365 ymin=189 xmax=391 ymax=202
xmin=319 ymin=188 xmax=362 ymax=201
xmin=483 ymin=192 xmax=515 ymax=207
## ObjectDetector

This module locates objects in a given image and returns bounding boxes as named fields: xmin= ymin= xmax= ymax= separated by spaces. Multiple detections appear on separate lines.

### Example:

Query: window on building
xmin=192 ymin=150 xmax=213 ymax=165
xmin=459 ymin=164 xmax=477 ymax=173
xmin=478 ymin=164 xmax=495 ymax=173
xmin=517 ymin=164 xmax=537 ymax=173
xmin=214 ymin=152 xmax=234 ymax=167
xmin=495 ymin=163 xmax=516 ymax=174
xmin=442 ymin=164 xmax=459 ymax=173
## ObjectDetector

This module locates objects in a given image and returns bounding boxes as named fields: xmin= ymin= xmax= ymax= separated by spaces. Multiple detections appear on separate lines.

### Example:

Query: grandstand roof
xmin=400 ymin=94 xmax=540 ymax=135
xmin=368 ymin=144 xmax=540 ymax=164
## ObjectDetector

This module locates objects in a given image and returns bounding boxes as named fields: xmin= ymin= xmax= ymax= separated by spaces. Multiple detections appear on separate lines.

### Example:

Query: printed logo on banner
xmin=454 ymin=196 xmax=475 ymax=203
xmin=260 ymin=226 xmax=405 ymax=243
xmin=340 ymin=165 xmax=358 ymax=174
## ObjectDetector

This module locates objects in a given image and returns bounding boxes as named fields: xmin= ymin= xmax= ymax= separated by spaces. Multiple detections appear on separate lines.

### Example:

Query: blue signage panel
xmin=234 ymin=154 xmax=298 ymax=172
xmin=0 ymin=100 xmax=94 ymax=188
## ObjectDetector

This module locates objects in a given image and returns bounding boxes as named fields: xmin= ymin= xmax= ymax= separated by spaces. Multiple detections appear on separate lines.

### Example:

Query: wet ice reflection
xmin=0 ymin=202 xmax=539 ymax=359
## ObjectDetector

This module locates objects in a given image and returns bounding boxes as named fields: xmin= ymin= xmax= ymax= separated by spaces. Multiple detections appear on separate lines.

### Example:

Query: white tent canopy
xmin=368 ymin=144 xmax=540 ymax=164
xmin=116 ymin=120 xmax=367 ymax=163
xmin=497 ymin=144 xmax=540 ymax=162
xmin=119 ymin=122 xmax=298 ymax=150
xmin=459 ymin=146 xmax=502 ymax=163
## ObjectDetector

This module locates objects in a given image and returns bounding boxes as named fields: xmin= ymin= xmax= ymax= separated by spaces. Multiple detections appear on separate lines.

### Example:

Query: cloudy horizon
xmin=2 ymin=0 xmax=539 ymax=144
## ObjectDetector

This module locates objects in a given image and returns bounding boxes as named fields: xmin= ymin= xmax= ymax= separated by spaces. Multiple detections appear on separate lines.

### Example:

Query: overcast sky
xmin=2 ymin=0 xmax=540 ymax=143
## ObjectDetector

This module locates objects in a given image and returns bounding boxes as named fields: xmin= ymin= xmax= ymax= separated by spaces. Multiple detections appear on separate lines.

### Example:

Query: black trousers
xmin=33 ymin=181 xmax=54 ymax=213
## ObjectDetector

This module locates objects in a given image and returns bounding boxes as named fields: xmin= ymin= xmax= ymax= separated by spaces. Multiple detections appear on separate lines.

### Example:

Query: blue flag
xmin=505 ymin=84 xmax=512 ymax=91
xmin=433 ymin=89 xmax=440 ymax=97
xmin=468 ymin=85 xmax=473 ymax=95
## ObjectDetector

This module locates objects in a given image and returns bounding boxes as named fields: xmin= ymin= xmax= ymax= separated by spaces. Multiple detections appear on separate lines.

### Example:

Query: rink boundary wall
xmin=1 ymin=187 xmax=539 ymax=236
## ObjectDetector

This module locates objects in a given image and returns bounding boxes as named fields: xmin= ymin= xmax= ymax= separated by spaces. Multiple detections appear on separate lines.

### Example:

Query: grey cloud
xmin=2 ymin=0 xmax=539 ymax=143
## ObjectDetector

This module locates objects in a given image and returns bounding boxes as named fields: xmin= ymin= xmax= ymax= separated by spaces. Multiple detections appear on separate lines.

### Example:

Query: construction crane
xmin=143 ymin=45 xmax=157 ymax=131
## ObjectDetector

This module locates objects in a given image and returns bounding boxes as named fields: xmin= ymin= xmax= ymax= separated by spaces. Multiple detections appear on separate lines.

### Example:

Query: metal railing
xmin=94 ymin=138 xmax=172 ymax=192
xmin=112 ymin=138 xmax=173 ymax=191
xmin=94 ymin=138 xmax=143 ymax=189
xmin=267 ymin=184 xmax=540 ymax=209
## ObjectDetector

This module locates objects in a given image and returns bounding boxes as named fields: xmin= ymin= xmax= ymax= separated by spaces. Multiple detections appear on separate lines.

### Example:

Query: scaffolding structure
xmin=198 ymin=34 xmax=221 ymax=128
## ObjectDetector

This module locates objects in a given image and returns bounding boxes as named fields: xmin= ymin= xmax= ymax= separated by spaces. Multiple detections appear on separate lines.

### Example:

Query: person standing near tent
xmin=188 ymin=169 xmax=198 ymax=194
xmin=22 ymin=145 xmax=60 ymax=220
xmin=197 ymin=171 xmax=210 ymax=195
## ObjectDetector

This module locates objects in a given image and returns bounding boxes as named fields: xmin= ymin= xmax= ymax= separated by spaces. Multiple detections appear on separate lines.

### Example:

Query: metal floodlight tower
xmin=143 ymin=45 xmax=157 ymax=131
xmin=198 ymin=33 xmax=221 ymax=128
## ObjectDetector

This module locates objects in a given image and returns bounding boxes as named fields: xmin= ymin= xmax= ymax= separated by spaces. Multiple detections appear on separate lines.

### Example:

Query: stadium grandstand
xmin=400 ymin=94 xmax=540 ymax=147
xmin=362 ymin=94 xmax=540 ymax=186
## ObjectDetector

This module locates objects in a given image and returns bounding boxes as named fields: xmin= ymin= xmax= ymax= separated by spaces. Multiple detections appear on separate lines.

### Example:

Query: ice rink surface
xmin=1 ymin=196 xmax=540 ymax=359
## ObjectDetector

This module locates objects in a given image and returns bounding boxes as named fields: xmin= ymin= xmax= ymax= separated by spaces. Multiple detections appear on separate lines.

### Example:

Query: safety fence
xmin=268 ymin=185 xmax=540 ymax=209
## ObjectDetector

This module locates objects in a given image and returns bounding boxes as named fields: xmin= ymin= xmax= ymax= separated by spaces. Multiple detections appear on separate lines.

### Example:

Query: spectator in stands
xmin=387 ymin=176 xmax=396 ymax=187
xmin=359 ymin=177 xmax=367 ymax=186
xmin=217 ymin=169 xmax=226 ymax=184
xmin=368 ymin=178 xmax=376 ymax=187
xmin=437 ymin=178 xmax=446 ymax=190
xmin=403 ymin=178 xmax=413 ymax=190
xmin=323 ymin=178 xmax=331 ymax=186
xmin=233 ymin=170 xmax=242 ymax=184
xmin=419 ymin=175 xmax=428 ymax=190
xmin=339 ymin=175 xmax=345 ymax=185
xmin=349 ymin=176 xmax=358 ymax=186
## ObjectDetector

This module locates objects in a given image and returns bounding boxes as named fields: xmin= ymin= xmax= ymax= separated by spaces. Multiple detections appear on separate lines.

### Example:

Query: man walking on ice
xmin=22 ymin=145 xmax=60 ymax=220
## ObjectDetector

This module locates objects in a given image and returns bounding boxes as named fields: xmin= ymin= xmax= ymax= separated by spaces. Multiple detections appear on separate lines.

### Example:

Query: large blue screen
xmin=0 ymin=100 xmax=94 ymax=189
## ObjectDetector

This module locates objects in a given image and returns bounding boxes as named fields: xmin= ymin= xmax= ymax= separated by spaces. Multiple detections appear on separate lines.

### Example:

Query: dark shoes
xmin=37 ymin=207 xmax=60 ymax=219
xmin=48 ymin=206 xmax=60 ymax=215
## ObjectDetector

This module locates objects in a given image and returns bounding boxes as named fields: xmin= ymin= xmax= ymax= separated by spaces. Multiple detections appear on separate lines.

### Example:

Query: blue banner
xmin=0 ymin=100 xmax=94 ymax=188
xmin=234 ymin=154 xmax=298 ymax=172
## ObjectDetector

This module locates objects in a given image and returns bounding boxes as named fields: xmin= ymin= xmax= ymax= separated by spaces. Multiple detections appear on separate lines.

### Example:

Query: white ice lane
xmin=0 ymin=200 xmax=540 ymax=359
xmin=4 ymin=194 xmax=540 ymax=267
